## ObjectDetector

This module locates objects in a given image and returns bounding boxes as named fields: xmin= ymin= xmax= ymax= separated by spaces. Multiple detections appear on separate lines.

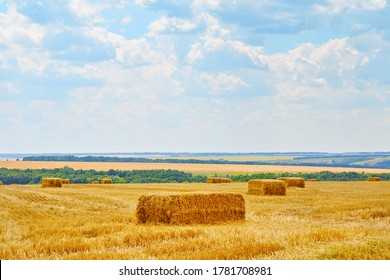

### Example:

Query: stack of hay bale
xmin=277 ymin=177 xmax=305 ymax=188
xmin=136 ymin=192 xmax=245 ymax=225
xmin=207 ymin=177 xmax=232 ymax=183
xmin=247 ymin=179 xmax=286 ymax=196
xmin=101 ymin=178 xmax=113 ymax=184
xmin=41 ymin=178 xmax=62 ymax=188
xmin=368 ymin=177 xmax=381 ymax=181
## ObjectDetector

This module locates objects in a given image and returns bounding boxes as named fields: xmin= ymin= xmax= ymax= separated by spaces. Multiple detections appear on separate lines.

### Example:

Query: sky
xmin=0 ymin=0 xmax=389 ymax=153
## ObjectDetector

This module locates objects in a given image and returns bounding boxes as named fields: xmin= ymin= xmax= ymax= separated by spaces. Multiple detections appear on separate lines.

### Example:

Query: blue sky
xmin=0 ymin=0 xmax=389 ymax=153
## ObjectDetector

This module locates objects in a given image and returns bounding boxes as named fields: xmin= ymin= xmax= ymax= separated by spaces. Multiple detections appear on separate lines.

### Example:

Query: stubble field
xmin=1 ymin=181 xmax=389 ymax=260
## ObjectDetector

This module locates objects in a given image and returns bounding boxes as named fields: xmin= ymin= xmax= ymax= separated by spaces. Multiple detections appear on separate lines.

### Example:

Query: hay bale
xmin=368 ymin=177 xmax=381 ymax=181
xmin=207 ymin=177 xmax=222 ymax=183
xmin=0 ymin=181 xmax=3 ymax=186
xmin=248 ymin=179 xmax=286 ymax=196
xmin=277 ymin=177 xmax=305 ymax=188
xmin=207 ymin=177 xmax=231 ymax=183
xmin=91 ymin=181 xmax=99 ymax=184
xmin=61 ymin=179 xmax=70 ymax=184
xmin=101 ymin=178 xmax=113 ymax=184
xmin=41 ymin=178 xmax=62 ymax=188
xmin=307 ymin=179 xmax=316 ymax=182
xmin=136 ymin=192 xmax=245 ymax=225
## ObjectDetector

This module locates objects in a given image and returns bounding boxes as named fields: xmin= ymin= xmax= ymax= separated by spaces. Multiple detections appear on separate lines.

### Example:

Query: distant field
xmin=149 ymin=155 xmax=298 ymax=161
xmin=1 ymin=181 xmax=389 ymax=260
xmin=1 ymin=160 xmax=390 ymax=175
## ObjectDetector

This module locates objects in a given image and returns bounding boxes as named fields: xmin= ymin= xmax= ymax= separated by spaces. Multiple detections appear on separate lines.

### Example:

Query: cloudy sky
xmin=0 ymin=0 xmax=389 ymax=153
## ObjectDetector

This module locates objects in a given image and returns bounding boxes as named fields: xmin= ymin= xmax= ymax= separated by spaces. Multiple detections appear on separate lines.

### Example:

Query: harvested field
xmin=1 ymin=181 xmax=389 ymax=260
xmin=1 ymin=160 xmax=390 ymax=174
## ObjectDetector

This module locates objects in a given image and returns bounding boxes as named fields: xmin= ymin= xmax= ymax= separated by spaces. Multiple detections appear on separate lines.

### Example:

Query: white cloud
xmin=190 ymin=71 xmax=250 ymax=95
xmin=192 ymin=0 xmax=221 ymax=10
xmin=69 ymin=0 xmax=105 ymax=24
xmin=315 ymin=0 xmax=387 ymax=14
xmin=121 ymin=16 xmax=132 ymax=25
xmin=265 ymin=38 xmax=368 ymax=100
xmin=149 ymin=16 xmax=198 ymax=34
xmin=186 ymin=13 xmax=265 ymax=66
xmin=133 ymin=0 xmax=156 ymax=7
xmin=0 ymin=7 xmax=45 ymax=46
xmin=0 ymin=81 xmax=19 ymax=95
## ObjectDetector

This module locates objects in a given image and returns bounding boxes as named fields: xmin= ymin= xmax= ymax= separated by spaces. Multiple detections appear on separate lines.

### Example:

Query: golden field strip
xmin=1 ymin=160 xmax=390 ymax=174
xmin=1 ymin=181 xmax=389 ymax=260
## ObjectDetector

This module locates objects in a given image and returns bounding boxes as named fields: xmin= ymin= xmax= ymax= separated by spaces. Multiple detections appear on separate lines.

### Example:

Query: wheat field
xmin=1 ymin=181 xmax=389 ymax=260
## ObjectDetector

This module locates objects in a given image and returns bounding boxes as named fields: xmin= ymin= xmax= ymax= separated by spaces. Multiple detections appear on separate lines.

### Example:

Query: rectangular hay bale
xmin=207 ymin=177 xmax=222 ymax=183
xmin=277 ymin=177 xmax=305 ymax=188
xmin=41 ymin=178 xmax=62 ymax=188
xmin=207 ymin=177 xmax=231 ymax=183
xmin=61 ymin=179 xmax=70 ymax=184
xmin=248 ymin=179 xmax=286 ymax=196
xmin=101 ymin=178 xmax=113 ymax=184
xmin=136 ymin=192 xmax=245 ymax=225
xmin=368 ymin=177 xmax=381 ymax=181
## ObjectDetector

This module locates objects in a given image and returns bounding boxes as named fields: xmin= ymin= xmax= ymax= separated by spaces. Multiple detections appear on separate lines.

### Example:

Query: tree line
xmin=0 ymin=167 xmax=389 ymax=185
xmin=0 ymin=167 xmax=206 ymax=185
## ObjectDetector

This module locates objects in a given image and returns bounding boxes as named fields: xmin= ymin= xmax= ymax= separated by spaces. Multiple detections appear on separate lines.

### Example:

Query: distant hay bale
xmin=207 ymin=177 xmax=231 ymax=183
xmin=182 ymin=181 xmax=190 ymax=184
xmin=307 ymin=179 xmax=316 ymax=182
xmin=61 ymin=179 xmax=70 ymax=184
xmin=91 ymin=181 xmax=99 ymax=184
xmin=368 ymin=177 xmax=381 ymax=181
xmin=277 ymin=177 xmax=305 ymax=188
xmin=101 ymin=178 xmax=113 ymax=184
xmin=207 ymin=177 xmax=222 ymax=183
xmin=0 ymin=181 xmax=3 ymax=186
xmin=136 ymin=192 xmax=245 ymax=225
xmin=248 ymin=179 xmax=286 ymax=196
xmin=41 ymin=178 xmax=62 ymax=188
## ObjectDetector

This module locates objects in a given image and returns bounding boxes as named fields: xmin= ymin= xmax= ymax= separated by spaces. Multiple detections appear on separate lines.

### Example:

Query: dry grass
xmin=0 ymin=181 xmax=389 ymax=260
xmin=1 ymin=160 xmax=390 ymax=174
xmin=136 ymin=193 xmax=245 ymax=224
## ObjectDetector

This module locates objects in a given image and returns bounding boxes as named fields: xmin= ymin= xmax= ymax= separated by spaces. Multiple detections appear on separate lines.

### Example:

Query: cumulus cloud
xmin=265 ymin=38 xmax=369 ymax=100
xmin=149 ymin=16 xmax=198 ymax=34
xmin=0 ymin=7 xmax=45 ymax=46
xmin=315 ymin=0 xmax=387 ymax=14
xmin=186 ymin=13 xmax=266 ymax=67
